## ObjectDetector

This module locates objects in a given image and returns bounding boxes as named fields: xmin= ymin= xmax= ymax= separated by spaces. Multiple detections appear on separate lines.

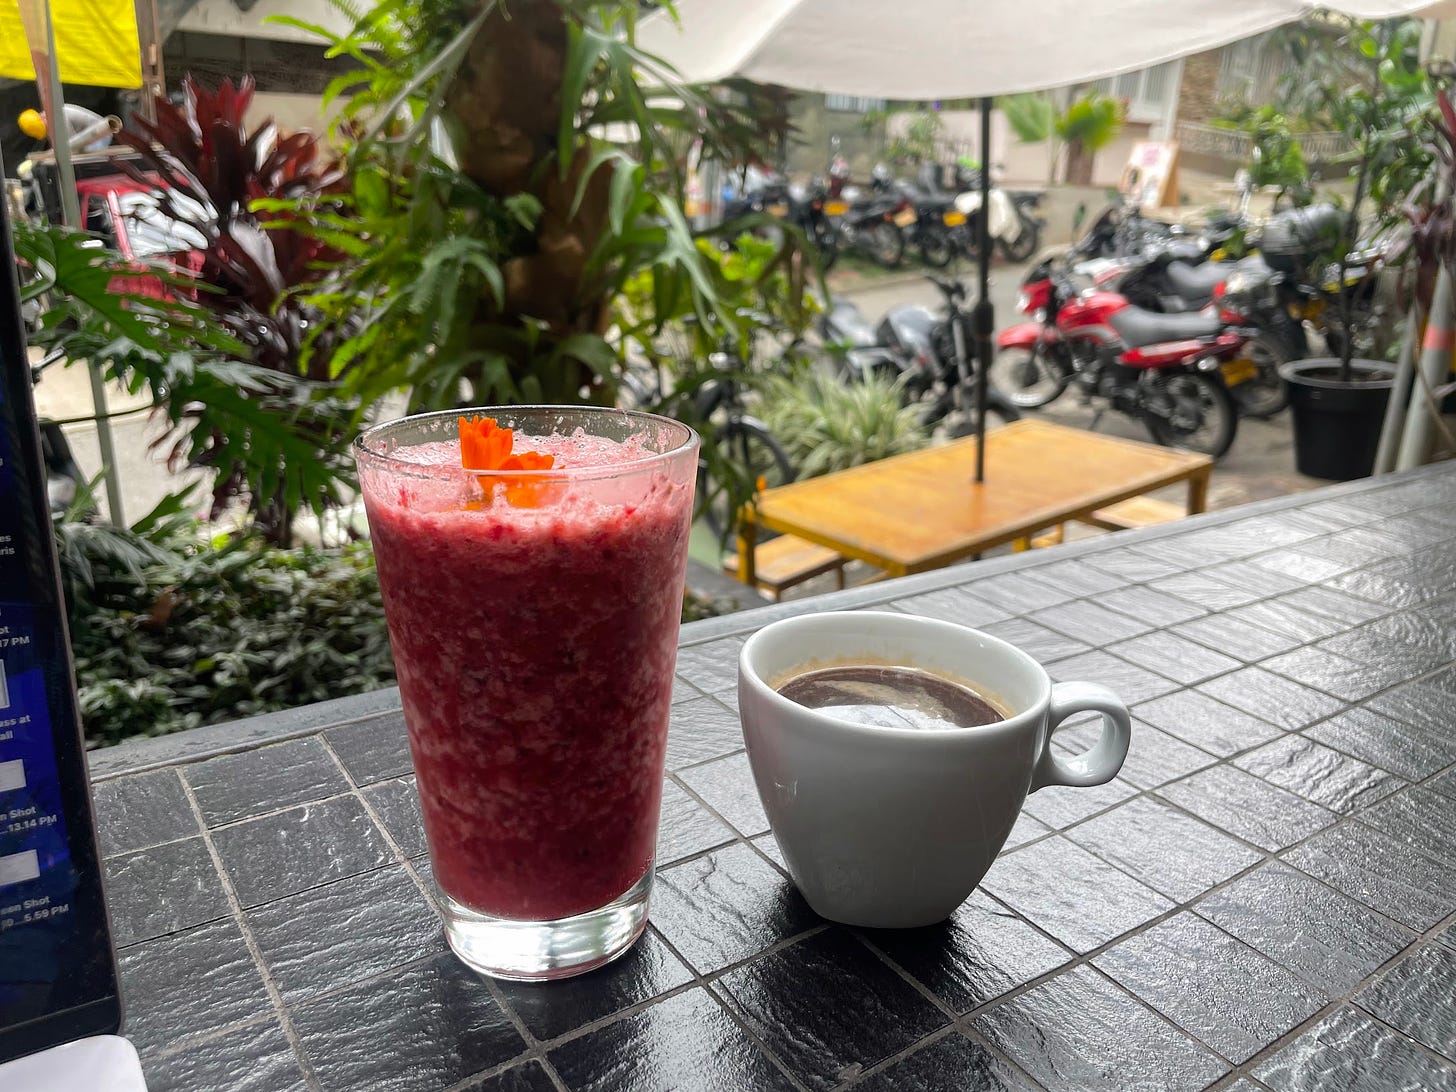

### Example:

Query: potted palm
xmin=1278 ymin=18 xmax=1429 ymax=479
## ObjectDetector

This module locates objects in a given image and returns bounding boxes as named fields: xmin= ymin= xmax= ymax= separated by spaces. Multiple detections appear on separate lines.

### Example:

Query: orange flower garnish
xmin=458 ymin=416 xmax=560 ymax=508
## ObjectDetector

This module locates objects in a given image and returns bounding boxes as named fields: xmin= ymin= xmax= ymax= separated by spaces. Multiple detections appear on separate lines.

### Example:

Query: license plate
xmin=893 ymin=209 xmax=917 ymax=227
xmin=1221 ymin=359 xmax=1258 ymax=386
xmin=766 ymin=203 xmax=789 ymax=218
xmin=943 ymin=211 xmax=967 ymax=226
xmin=825 ymin=200 xmax=849 ymax=215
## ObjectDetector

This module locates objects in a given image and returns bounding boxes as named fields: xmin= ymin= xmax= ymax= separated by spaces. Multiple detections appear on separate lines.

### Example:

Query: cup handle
xmin=1030 ymin=681 xmax=1131 ymax=792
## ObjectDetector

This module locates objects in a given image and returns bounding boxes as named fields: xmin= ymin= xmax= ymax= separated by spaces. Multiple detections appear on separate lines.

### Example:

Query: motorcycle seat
xmin=1109 ymin=304 xmax=1222 ymax=347
xmin=1164 ymin=260 xmax=1228 ymax=305
xmin=823 ymin=300 xmax=878 ymax=348
xmin=914 ymin=193 xmax=957 ymax=213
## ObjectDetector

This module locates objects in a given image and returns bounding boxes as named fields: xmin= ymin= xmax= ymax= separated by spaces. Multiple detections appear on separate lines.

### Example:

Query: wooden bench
xmin=723 ymin=535 xmax=847 ymax=602
xmin=1017 ymin=496 xmax=1189 ymax=550
xmin=1083 ymin=496 xmax=1189 ymax=531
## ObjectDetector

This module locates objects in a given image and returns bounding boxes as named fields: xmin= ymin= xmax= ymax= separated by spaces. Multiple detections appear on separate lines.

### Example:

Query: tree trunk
xmin=442 ymin=0 xmax=614 ymax=399
xmin=1064 ymin=140 xmax=1095 ymax=186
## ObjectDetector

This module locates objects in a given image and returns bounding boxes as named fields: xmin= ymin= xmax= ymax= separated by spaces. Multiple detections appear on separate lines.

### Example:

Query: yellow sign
xmin=0 ymin=0 xmax=142 ymax=88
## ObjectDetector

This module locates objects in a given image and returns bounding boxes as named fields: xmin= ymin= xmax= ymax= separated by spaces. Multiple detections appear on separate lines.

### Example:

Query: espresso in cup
xmin=740 ymin=612 xmax=1131 ymax=928
xmin=775 ymin=663 xmax=1007 ymax=730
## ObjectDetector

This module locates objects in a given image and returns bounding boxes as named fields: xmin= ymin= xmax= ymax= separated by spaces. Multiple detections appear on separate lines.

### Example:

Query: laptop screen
xmin=0 ymin=165 xmax=122 ymax=1060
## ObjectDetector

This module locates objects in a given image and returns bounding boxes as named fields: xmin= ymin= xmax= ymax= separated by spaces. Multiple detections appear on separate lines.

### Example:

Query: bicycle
xmin=619 ymin=320 xmax=797 ymax=545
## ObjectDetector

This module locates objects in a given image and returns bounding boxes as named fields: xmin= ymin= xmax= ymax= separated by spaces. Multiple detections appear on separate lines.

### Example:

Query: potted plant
xmin=1277 ymin=17 xmax=1430 ymax=479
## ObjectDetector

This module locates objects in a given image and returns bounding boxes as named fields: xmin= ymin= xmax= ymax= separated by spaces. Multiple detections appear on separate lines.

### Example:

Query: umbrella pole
xmin=974 ymin=97 xmax=994 ymax=484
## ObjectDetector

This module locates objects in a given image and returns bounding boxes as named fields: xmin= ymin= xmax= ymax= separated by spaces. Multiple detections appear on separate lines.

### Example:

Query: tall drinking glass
xmin=355 ymin=407 xmax=698 ymax=980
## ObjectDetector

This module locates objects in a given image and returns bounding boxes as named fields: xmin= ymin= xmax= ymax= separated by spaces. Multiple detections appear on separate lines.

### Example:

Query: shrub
xmin=760 ymin=370 xmax=929 ymax=479
xmin=59 ymin=493 xmax=394 ymax=746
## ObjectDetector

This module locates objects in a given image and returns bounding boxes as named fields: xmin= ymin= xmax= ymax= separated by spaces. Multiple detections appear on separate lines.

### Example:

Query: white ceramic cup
xmin=738 ymin=610 xmax=1131 ymax=928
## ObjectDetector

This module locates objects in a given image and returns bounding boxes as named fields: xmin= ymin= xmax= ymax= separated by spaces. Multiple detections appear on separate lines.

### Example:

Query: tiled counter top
xmin=92 ymin=465 xmax=1456 ymax=1091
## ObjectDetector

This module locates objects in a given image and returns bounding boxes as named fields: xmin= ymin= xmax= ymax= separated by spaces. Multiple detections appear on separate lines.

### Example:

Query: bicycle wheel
xmin=701 ymin=420 xmax=797 ymax=544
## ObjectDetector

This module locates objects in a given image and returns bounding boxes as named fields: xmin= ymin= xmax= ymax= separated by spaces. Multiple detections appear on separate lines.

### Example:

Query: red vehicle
xmin=990 ymin=259 xmax=1246 ymax=458
xmin=74 ymin=173 xmax=206 ymax=299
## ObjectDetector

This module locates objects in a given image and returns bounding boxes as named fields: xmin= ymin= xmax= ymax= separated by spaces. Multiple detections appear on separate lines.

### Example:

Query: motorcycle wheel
xmin=1143 ymin=371 xmax=1238 ymax=459
xmin=989 ymin=345 xmax=1071 ymax=408
xmin=997 ymin=219 xmax=1041 ymax=263
xmin=864 ymin=222 xmax=906 ymax=268
xmin=918 ymin=229 xmax=956 ymax=269
xmin=813 ymin=220 xmax=840 ymax=272
xmin=1230 ymin=332 xmax=1290 ymax=419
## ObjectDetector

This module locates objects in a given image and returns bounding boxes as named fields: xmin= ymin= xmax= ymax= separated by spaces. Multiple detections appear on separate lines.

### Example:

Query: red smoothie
xmin=363 ymin=429 xmax=694 ymax=921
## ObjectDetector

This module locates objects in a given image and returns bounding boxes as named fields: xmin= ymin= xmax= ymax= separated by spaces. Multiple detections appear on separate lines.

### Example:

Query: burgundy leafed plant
xmin=118 ymin=76 xmax=353 ymax=543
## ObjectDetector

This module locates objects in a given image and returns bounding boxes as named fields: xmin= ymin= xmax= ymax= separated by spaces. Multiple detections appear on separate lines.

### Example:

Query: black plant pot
xmin=1279 ymin=358 xmax=1396 ymax=481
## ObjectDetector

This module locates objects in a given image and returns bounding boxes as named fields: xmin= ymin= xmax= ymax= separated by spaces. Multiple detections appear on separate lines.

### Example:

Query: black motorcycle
xmin=826 ymin=165 xmax=910 ymax=268
xmin=819 ymin=278 xmax=1021 ymax=435
xmin=725 ymin=174 xmax=839 ymax=269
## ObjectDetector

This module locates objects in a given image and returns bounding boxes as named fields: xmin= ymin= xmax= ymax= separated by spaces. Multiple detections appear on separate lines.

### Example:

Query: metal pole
xmin=29 ymin=0 xmax=126 ymax=523
xmin=1373 ymin=299 xmax=1423 ymax=475
xmin=973 ymin=96 xmax=994 ymax=485
xmin=1396 ymin=263 xmax=1453 ymax=471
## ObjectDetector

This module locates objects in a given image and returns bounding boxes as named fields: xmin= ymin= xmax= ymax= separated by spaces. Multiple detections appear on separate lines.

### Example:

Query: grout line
xmin=169 ymin=777 xmax=324 ymax=1091
xmin=100 ymin=487 xmax=1456 ymax=1090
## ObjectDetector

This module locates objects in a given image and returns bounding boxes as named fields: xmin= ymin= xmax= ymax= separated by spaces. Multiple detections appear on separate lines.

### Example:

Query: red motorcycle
xmin=991 ymin=261 xmax=1245 ymax=458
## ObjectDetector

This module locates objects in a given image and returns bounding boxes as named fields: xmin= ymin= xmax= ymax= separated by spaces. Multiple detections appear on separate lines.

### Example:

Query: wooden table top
xmin=747 ymin=419 xmax=1213 ymax=574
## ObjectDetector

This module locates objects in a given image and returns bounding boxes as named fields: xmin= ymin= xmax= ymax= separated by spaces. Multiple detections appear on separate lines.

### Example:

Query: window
xmin=825 ymin=94 xmax=888 ymax=113
xmin=1093 ymin=60 xmax=1178 ymax=123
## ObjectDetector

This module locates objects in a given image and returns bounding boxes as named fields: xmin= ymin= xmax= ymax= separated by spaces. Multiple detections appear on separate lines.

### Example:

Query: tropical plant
xmin=1001 ymin=93 xmax=1055 ymax=145
xmin=1276 ymin=16 xmax=1431 ymax=379
xmin=116 ymin=76 xmax=354 ymax=544
xmin=274 ymin=0 xmax=803 ymax=419
xmin=760 ymin=369 xmax=929 ymax=479
xmin=1213 ymin=104 xmax=1311 ymax=203
xmin=54 ymin=485 xmax=394 ymax=746
xmin=1056 ymin=91 xmax=1124 ymax=186
xmin=884 ymin=110 xmax=943 ymax=166
xmin=12 ymin=219 xmax=353 ymax=538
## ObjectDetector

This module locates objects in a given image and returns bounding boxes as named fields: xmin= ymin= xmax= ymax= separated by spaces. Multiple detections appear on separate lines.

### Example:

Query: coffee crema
xmin=775 ymin=664 xmax=1007 ymax=730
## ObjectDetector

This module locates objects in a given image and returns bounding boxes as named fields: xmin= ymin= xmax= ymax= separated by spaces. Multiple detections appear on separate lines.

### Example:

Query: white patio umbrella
xmin=640 ymin=0 xmax=1456 ymax=480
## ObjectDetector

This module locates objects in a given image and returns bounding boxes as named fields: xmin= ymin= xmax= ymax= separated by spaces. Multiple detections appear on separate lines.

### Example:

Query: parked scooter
xmin=948 ymin=164 xmax=1038 ymax=262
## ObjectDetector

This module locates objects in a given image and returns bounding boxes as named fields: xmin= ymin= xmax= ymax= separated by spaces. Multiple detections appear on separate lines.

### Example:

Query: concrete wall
xmin=176 ymin=0 xmax=351 ymax=43
xmin=885 ymin=108 xmax=1151 ymax=189
xmin=785 ymin=94 xmax=886 ymax=178
xmin=247 ymin=92 xmax=339 ymax=137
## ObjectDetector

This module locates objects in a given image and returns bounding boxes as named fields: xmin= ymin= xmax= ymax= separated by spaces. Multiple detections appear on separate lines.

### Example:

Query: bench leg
xmin=736 ymin=520 xmax=758 ymax=586
xmin=1188 ymin=470 xmax=1210 ymax=515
